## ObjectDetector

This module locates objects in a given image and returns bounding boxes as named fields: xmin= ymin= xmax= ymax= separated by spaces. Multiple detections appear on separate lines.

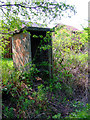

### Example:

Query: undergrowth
xmin=2 ymin=26 xmax=89 ymax=119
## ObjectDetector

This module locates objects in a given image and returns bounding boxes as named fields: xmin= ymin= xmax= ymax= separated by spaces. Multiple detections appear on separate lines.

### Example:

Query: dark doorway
xmin=30 ymin=31 xmax=47 ymax=63
xmin=30 ymin=30 xmax=50 ymax=79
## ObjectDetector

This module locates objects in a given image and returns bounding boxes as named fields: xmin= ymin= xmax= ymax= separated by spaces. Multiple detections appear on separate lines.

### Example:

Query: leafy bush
xmin=2 ymin=59 xmax=49 ymax=119
xmin=66 ymin=104 xmax=90 ymax=119
xmin=52 ymin=25 xmax=88 ymax=98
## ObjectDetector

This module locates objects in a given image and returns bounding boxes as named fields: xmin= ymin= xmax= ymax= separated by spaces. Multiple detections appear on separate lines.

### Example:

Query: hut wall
xmin=12 ymin=32 xmax=31 ymax=71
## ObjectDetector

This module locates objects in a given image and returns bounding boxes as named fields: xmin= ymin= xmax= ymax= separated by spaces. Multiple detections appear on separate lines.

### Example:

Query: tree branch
xmin=0 ymin=3 xmax=44 ymax=9
xmin=0 ymin=2 xmax=74 ymax=11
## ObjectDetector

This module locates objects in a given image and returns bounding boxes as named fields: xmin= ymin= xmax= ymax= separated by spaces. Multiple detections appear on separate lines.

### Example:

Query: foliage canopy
xmin=0 ymin=0 xmax=76 ymax=35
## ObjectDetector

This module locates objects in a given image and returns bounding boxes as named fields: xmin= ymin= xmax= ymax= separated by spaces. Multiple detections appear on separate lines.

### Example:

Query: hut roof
xmin=13 ymin=21 xmax=54 ymax=35
xmin=55 ymin=23 xmax=79 ymax=32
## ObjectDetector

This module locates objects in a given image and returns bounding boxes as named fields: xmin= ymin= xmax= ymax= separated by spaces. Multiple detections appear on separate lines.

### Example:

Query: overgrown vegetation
xmin=1 ymin=25 xmax=89 ymax=119
xmin=53 ymin=25 xmax=88 ymax=99
xmin=0 ymin=0 xmax=89 ymax=119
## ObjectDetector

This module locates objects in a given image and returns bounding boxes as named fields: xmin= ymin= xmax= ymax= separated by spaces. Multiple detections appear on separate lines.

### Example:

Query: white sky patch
xmin=51 ymin=0 xmax=89 ymax=30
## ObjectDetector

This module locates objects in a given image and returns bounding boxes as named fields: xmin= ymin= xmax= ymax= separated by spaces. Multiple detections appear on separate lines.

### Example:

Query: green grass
xmin=1 ymin=58 xmax=13 ymax=67
xmin=1 ymin=58 xmax=14 ymax=84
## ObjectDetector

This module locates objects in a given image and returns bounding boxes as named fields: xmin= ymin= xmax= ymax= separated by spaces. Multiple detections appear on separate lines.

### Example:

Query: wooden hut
xmin=12 ymin=23 xmax=53 ymax=79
